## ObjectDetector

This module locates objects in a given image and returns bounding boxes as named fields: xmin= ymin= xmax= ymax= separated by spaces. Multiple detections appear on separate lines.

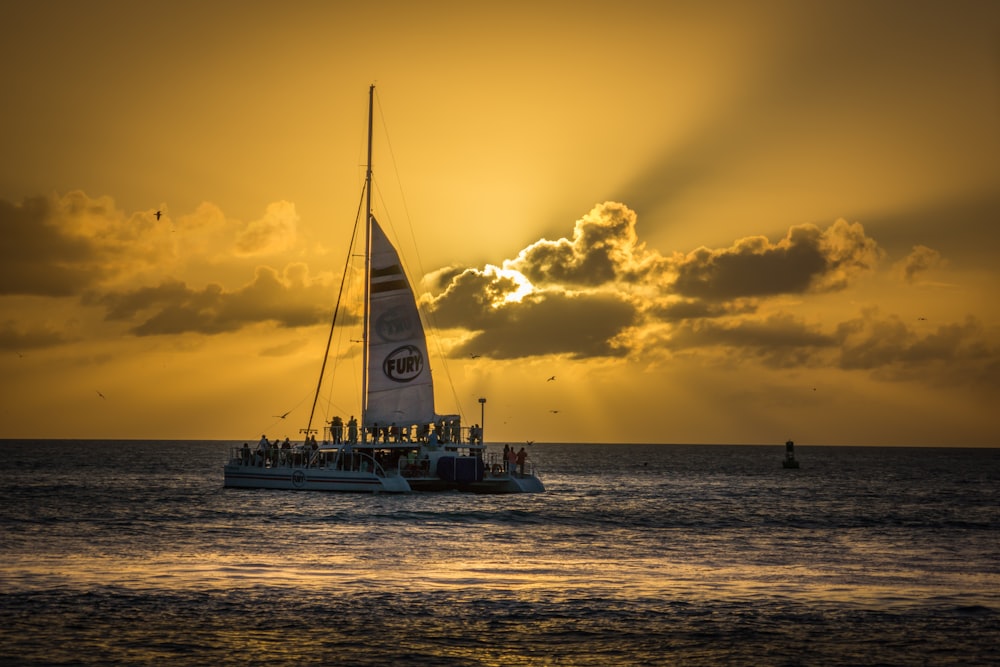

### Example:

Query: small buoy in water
xmin=782 ymin=439 xmax=800 ymax=469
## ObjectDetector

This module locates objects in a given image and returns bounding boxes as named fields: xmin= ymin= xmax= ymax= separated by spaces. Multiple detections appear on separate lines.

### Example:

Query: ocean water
xmin=1 ymin=441 xmax=997 ymax=666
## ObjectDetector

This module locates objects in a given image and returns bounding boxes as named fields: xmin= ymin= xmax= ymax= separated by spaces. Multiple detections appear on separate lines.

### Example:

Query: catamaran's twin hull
xmin=224 ymin=464 xmax=411 ymax=493
xmin=223 ymin=464 xmax=544 ymax=494
xmin=407 ymin=474 xmax=545 ymax=494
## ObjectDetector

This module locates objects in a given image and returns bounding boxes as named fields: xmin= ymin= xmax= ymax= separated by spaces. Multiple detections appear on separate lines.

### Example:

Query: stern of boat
xmin=379 ymin=474 xmax=412 ymax=493
xmin=506 ymin=473 xmax=545 ymax=493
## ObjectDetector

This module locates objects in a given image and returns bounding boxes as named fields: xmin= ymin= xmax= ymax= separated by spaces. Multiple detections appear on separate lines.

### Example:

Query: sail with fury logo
xmin=383 ymin=345 xmax=424 ymax=382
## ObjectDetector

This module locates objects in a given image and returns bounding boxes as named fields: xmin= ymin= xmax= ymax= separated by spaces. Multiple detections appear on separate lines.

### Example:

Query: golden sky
xmin=1 ymin=1 xmax=998 ymax=445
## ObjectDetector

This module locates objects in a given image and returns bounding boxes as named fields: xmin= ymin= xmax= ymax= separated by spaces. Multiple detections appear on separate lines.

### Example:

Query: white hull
xmin=224 ymin=461 xmax=410 ymax=493
xmin=407 ymin=472 xmax=544 ymax=494
xmin=403 ymin=446 xmax=544 ymax=493
xmin=224 ymin=442 xmax=543 ymax=494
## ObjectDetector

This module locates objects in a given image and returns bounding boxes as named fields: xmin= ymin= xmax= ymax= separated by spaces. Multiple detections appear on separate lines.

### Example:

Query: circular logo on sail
xmin=375 ymin=306 xmax=416 ymax=343
xmin=383 ymin=345 xmax=423 ymax=383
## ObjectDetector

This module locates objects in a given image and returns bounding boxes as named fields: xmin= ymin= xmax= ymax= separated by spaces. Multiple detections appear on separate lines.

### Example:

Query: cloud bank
xmin=1 ymin=192 xmax=996 ymax=394
xmin=426 ymin=202 xmax=889 ymax=357
xmin=0 ymin=192 xmax=330 ymax=343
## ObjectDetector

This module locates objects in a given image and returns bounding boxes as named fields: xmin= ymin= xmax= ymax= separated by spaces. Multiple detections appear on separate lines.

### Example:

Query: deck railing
xmin=228 ymin=446 xmax=393 ymax=477
xmin=230 ymin=444 xmax=536 ymax=479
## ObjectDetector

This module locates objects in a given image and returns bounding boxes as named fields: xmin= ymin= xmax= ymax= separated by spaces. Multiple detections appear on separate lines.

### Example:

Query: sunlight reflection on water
xmin=9 ymin=544 xmax=994 ymax=616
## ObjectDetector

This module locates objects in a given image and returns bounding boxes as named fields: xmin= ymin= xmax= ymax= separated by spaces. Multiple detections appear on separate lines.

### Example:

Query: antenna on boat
xmin=478 ymin=397 xmax=487 ymax=443
xmin=360 ymin=83 xmax=375 ymax=443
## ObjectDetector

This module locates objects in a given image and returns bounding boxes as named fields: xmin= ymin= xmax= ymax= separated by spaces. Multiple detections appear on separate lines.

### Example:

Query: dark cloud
xmin=669 ymin=219 xmax=883 ymax=301
xmin=422 ymin=265 xmax=468 ymax=294
xmin=0 ymin=191 xmax=312 ymax=304
xmin=424 ymin=267 xmax=527 ymax=331
xmin=421 ymin=203 xmax=890 ymax=361
xmin=894 ymin=245 xmax=945 ymax=283
xmin=0 ymin=191 xmax=345 ymax=338
xmin=7 ymin=192 xmax=987 ymax=386
xmin=0 ymin=195 xmax=108 ymax=296
xmin=649 ymin=298 xmax=758 ymax=322
xmin=836 ymin=311 xmax=994 ymax=372
xmin=422 ymin=205 xmax=645 ymax=360
xmin=666 ymin=313 xmax=836 ymax=369
xmin=662 ymin=307 xmax=999 ymax=391
xmin=94 ymin=265 xmax=341 ymax=336
xmin=507 ymin=202 xmax=660 ymax=286
xmin=0 ymin=319 xmax=70 ymax=351
xmin=439 ymin=290 xmax=636 ymax=360
xmin=495 ymin=203 xmax=883 ymax=308
xmin=834 ymin=311 xmax=1000 ymax=392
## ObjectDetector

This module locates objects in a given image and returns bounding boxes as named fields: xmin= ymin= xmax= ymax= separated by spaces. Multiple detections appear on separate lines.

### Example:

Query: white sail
xmin=364 ymin=217 xmax=436 ymax=429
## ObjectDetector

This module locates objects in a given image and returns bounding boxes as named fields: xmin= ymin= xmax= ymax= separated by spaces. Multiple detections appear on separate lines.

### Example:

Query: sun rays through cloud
xmin=1 ymin=2 xmax=997 ymax=444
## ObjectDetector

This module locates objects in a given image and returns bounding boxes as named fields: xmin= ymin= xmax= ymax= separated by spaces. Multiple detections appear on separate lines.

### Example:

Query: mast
xmin=361 ymin=84 xmax=374 ymax=442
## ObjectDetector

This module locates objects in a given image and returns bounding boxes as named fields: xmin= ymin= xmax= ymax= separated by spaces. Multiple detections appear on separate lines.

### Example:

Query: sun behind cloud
xmin=1 ymin=191 xmax=998 ymax=443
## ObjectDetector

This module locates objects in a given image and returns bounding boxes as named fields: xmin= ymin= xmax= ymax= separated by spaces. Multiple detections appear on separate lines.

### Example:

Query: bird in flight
xmin=546 ymin=376 xmax=556 ymax=382
xmin=273 ymin=410 xmax=291 ymax=419
xmin=549 ymin=409 xmax=560 ymax=414
xmin=155 ymin=210 xmax=162 ymax=220
xmin=96 ymin=390 xmax=106 ymax=399
xmin=470 ymin=353 xmax=481 ymax=359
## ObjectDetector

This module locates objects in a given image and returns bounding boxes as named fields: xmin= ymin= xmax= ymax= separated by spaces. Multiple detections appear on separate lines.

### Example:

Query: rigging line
xmin=374 ymin=89 xmax=421 ymax=265
xmin=374 ymin=89 xmax=436 ymax=307
xmin=318 ymin=256 xmax=366 ymax=429
xmin=315 ymin=95 xmax=375 ymax=430
xmin=373 ymin=91 xmax=467 ymax=424
xmin=316 ymin=267 xmax=363 ymax=430
xmin=316 ymin=250 xmax=364 ymax=426
xmin=304 ymin=185 xmax=367 ymax=437
xmin=370 ymin=177 xmax=467 ymax=426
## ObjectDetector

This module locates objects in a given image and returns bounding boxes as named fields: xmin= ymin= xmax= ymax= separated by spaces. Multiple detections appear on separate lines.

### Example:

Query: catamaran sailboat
xmin=223 ymin=86 xmax=543 ymax=494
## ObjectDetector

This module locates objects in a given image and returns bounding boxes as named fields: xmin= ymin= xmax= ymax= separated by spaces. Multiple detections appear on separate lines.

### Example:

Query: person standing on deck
xmin=347 ymin=416 xmax=358 ymax=444
xmin=516 ymin=447 xmax=527 ymax=477
xmin=257 ymin=435 xmax=269 ymax=466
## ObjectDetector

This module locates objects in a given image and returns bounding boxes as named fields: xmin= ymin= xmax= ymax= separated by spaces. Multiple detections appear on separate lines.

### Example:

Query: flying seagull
xmin=273 ymin=410 xmax=291 ymax=419
xmin=546 ymin=376 xmax=556 ymax=382
xmin=155 ymin=210 xmax=162 ymax=220
xmin=96 ymin=390 xmax=106 ymax=399
xmin=549 ymin=409 xmax=559 ymax=414
xmin=470 ymin=353 xmax=481 ymax=359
